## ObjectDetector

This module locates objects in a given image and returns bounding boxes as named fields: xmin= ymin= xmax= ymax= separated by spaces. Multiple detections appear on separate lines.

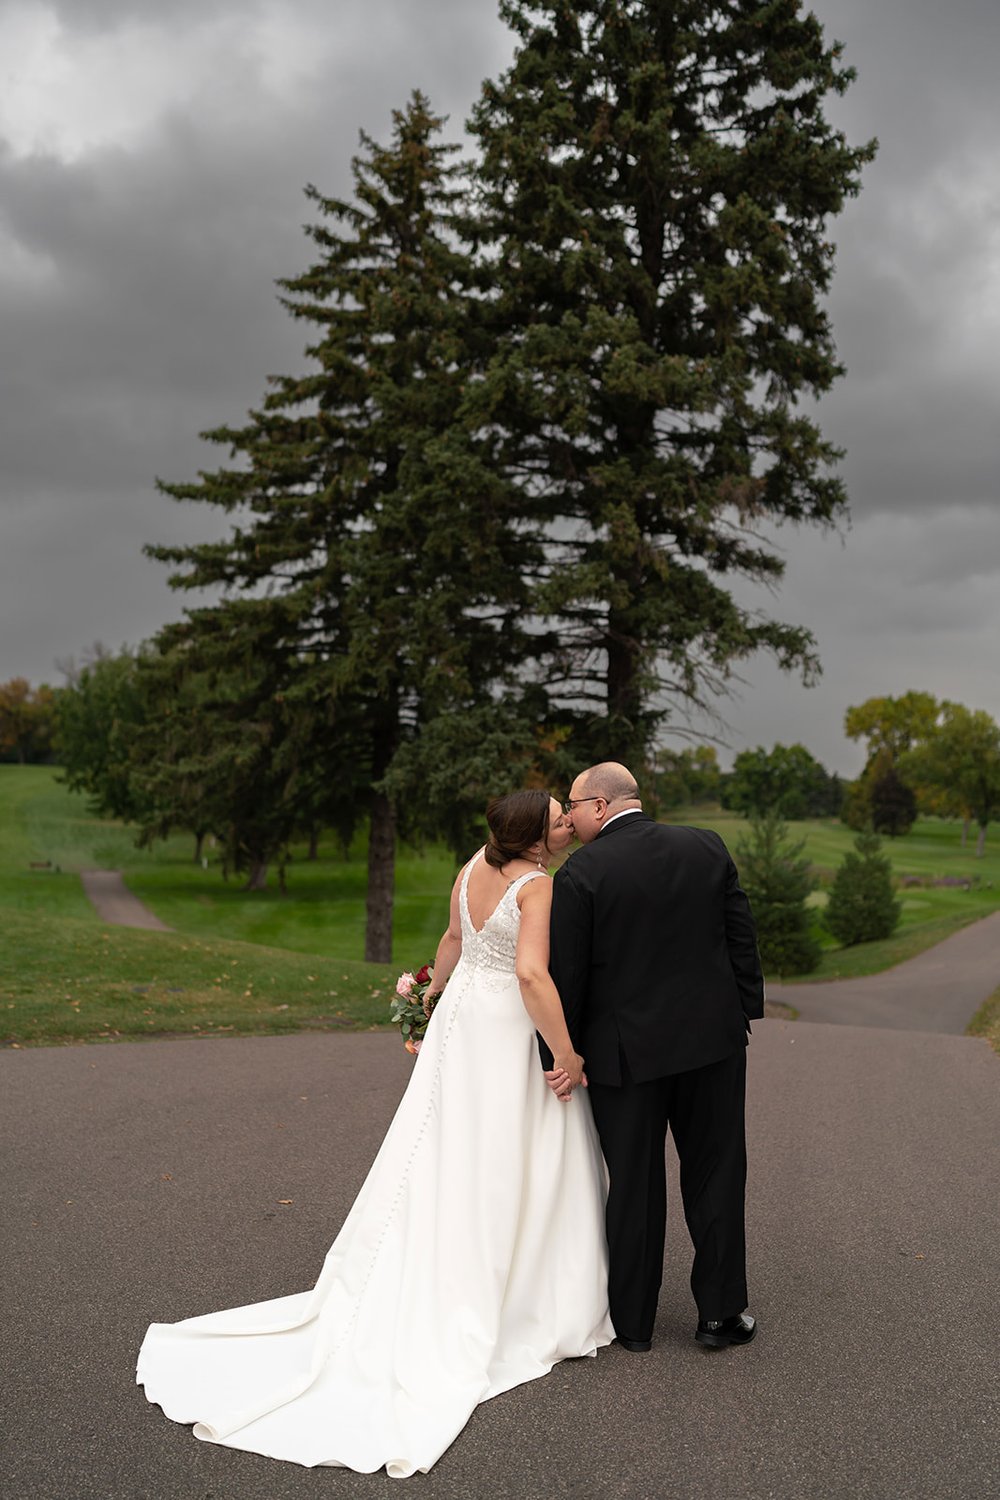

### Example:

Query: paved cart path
xmin=80 ymin=869 xmax=172 ymax=931
xmin=2 ymin=1024 xmax=997 ymax=1500
xmin=769 ymin=908 xmax=1000 ymax=1032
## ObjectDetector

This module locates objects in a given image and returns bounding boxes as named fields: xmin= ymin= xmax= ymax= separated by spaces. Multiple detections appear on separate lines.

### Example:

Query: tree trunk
xmin=606 ymin=610 xmax=644 ymax=766
xmin=365 ymin=792 xmax=396 ymax=963
xmin=307 ymin=823 xmax=319 ymax=861
xmin=976 ymin=822 xmax=986 ymax=858
xmin=245 ymin=859 xmax=269 ymax=890
xmin=193 ymin=830 xmax=205 ymax=863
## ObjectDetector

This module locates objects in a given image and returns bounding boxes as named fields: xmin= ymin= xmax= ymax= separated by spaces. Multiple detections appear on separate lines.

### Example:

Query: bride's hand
xmin=423 ymin=991 xmax=441 ymax=1019
xmin=551 ymin=1050 xmax=585 ymax=1091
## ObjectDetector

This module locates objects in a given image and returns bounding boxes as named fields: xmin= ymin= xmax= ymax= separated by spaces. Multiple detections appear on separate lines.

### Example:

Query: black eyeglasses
xmin=562 ymin=796 xmax=605 ymax=814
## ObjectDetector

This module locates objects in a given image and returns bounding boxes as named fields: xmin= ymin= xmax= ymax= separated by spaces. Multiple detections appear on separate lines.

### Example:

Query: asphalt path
xmin=79 ymin=871 xmax=171 ymax=932
xmin=2 ymin=1021 xmax=998 ymax=1500
xmin=769 ymin=910 xmax=1000 ymax=1032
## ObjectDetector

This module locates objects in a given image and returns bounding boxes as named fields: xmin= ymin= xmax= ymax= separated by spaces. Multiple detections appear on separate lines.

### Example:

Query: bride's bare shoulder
xmin=452 ymin=846 xmax=487 ymax=890
xmin=516 ymin=872 xmax=553 ymax=907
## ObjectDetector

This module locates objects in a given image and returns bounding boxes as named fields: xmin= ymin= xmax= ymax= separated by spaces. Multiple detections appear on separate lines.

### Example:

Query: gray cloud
xmin=1 ymin=0 xmax=998 ymax=774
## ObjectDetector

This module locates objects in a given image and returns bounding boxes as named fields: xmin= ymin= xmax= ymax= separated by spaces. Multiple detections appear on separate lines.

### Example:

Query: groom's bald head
xmin=566 ymin=762 xmax=642 ymax=843
xmin=574 ymin=762 xmax=641 ymax=804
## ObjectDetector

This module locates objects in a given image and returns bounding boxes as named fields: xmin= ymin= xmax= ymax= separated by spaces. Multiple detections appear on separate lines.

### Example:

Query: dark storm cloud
xmin=0 ymin=0 xmax=509 ymax=686
xmin=814 ymin=0 xmax=1000 ymax=518
xmin=0 ymin=0 xmax=997 ymax=769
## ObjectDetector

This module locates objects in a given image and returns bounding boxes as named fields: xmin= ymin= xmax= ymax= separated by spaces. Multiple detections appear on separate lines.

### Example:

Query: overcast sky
xmin=1 ymin=0 xmax=998 ymax=775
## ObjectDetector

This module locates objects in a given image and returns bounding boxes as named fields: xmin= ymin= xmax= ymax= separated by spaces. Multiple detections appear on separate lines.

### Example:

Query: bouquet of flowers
xmin=390 ymin=964 xmax=437 ymax=1054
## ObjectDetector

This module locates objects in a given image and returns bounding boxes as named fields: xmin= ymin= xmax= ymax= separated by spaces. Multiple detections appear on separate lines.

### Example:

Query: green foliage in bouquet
xmin=390 ymin=964 xmax=437 ymax=1052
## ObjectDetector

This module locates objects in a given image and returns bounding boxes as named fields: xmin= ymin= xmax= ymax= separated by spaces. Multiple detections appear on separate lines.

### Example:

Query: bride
xmin=137 ymin=789 xmax=614 ymax=1478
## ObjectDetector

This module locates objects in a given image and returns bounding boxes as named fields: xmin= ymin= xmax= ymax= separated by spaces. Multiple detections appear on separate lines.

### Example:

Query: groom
xmin=544 ymin=762 xmax=764 ymax=1352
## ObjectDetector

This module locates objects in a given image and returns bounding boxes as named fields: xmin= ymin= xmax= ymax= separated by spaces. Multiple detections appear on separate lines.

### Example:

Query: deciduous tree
xmin=652 ymin=744 xmax=721 ymax=810
xmin=0 ymin=678 xmax=56 ymax=765
xmin=722 ymin=742 xmax=840 ymax=819
xmin=55 ymin=653 xmax=149 ymax=819
xmin=904 ymin=705 xmax=1000 ymax=857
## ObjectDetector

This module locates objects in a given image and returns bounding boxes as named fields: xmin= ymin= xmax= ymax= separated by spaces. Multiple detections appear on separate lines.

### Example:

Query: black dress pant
xmin=588 ymin=1046 xmax=748 ymax=1340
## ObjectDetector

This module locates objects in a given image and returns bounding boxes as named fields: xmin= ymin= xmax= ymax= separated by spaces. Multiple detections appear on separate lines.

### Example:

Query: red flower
xmin=415 ymin=964 xmax=432 ymax=984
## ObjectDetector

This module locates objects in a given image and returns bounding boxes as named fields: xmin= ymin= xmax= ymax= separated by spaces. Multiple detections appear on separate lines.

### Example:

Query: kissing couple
xmin=138 ymin=761 xmax=765 ymax=1478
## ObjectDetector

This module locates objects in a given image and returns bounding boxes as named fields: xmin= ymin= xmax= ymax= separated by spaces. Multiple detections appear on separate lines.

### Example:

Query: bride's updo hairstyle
xmin=484 ymin=789 xmax=551 ymax=870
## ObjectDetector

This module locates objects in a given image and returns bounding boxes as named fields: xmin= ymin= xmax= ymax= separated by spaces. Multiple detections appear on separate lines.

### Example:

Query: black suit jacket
xmin=548 ymin=813 xmax=764 ymax=1085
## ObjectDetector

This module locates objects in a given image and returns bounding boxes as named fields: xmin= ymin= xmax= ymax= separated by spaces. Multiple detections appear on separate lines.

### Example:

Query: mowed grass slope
xmin=665 ymin=806 xmax=1000 ymax=980
xmin=3 ymin=767 xmax=999 ymax=1045
xmin=0 ymin=768 xmax=427 ymax=1046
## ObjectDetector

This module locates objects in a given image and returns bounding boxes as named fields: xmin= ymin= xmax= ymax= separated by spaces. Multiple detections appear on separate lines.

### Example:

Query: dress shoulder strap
xmin=509 ymin=869 xmax=549 ymax=897
xmin=460 ymin=847 xmax=486 ymax=893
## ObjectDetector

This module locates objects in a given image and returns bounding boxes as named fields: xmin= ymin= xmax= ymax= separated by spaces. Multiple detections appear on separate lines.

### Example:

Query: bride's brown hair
xmin=484 ymin=790 xmax=551 ymax=870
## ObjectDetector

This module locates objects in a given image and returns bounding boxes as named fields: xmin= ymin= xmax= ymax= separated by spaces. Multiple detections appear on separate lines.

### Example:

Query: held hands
xmin=544 ymin=1051 xmax=587 ymax=1103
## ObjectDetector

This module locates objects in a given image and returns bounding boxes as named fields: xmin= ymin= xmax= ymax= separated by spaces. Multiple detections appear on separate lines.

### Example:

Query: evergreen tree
xmin=824 ymin=829 xmax=900 ymax=946
xmin=869 ymin=757 xmax=917 ymax=837
xmin=735 ymin=809 xmax=820 ymax=976
xmin=146 ymin=95 xmax=536 ymax=955
xmin=470 ymin=0 xmax=877 ymax=764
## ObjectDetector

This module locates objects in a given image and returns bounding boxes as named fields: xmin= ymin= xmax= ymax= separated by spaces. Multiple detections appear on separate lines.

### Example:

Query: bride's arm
xmin=515 ymin=881 xmax=585 ymax=1089
xmin=424 ymin=863 xmax=466 ymax=1013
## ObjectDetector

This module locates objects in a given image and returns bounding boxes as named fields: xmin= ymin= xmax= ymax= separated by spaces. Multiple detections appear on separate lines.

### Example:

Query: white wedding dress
xmin=137 ymin=852 xmax=614 ymax=1478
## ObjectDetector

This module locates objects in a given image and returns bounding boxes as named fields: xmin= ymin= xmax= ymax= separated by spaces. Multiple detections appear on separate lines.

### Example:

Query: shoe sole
xmin=695 ymin=1326 xmax=757 ymax=1349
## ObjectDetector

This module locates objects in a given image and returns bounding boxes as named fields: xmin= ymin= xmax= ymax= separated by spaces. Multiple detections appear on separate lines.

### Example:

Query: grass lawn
xmin=3 ymin=767 xmax=999 ymax=1046
xmin=665 ymin=806 xmax=1000 ymax=980
xmin=968 ymin=985 xmax=1000 ymax=1057
xmin=0 ymin=768 xmax=408 ymax=1047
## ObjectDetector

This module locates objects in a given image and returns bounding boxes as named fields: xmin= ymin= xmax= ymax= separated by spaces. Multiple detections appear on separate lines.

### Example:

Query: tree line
xmin=651 ymin=692 xmax=1000 ymax=857
xmin=4 ymin=4 xmax=878 ymax=958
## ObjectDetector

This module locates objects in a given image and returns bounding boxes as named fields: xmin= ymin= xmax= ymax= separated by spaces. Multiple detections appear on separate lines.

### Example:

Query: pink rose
xmin=395 ymin=972 xmax=416 ymax=998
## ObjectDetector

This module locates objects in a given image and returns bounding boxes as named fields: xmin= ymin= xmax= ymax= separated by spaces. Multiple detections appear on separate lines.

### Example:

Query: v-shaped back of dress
xmin=459 ymin=849 xmax=545 ymax=977
xmin=136 ymin=840 xmax=613 ymax=1478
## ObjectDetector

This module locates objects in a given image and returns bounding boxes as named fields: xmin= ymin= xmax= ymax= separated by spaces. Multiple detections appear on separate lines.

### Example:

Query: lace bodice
xmin=459 ymin=849 xmax=546 ymax=977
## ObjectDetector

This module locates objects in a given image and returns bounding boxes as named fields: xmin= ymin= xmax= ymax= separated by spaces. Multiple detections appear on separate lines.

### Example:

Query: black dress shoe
xmin=695 ymin=1312 xmax=757 ymax=1348
xmin=614 ymin=1335 xmax=652 ymax=1353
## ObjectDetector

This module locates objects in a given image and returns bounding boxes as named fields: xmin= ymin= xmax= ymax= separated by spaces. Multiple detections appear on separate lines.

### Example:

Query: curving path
xmin=80 ymin=869 xmax=172 ymax=932
xmin=769 ymin=909 xmax=1000 ymax=1033
xmin=2 ymin=1024 xmax=997 ymax=1500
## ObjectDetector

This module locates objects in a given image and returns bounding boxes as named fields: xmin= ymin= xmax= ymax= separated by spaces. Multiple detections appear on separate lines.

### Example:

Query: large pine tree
xmin=146 ymin=94 xmax=535 ymax=956
xmin=470 ymin=0 xmax=876 ymax=763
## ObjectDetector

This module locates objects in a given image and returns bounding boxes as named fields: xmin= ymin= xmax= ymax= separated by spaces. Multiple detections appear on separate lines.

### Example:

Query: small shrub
xmin=825 ymin=830 xmax=901 ymax=946
xmin=735 ymin=811 xmax=821 ymax=977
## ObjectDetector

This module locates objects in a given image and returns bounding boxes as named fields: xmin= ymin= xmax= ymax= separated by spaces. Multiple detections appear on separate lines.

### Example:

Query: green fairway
xmin=664 ymin=806 xmax=1000 ymax=979
xmin=2 ymin=767 xmax=998 ymax=1045
xmin=0 ymin=768 xmax=422 ymax=1046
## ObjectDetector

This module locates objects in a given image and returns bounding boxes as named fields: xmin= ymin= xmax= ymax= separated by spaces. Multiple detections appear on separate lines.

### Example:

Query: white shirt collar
xmin=601 ymin=808 xmax=644 ymax=830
